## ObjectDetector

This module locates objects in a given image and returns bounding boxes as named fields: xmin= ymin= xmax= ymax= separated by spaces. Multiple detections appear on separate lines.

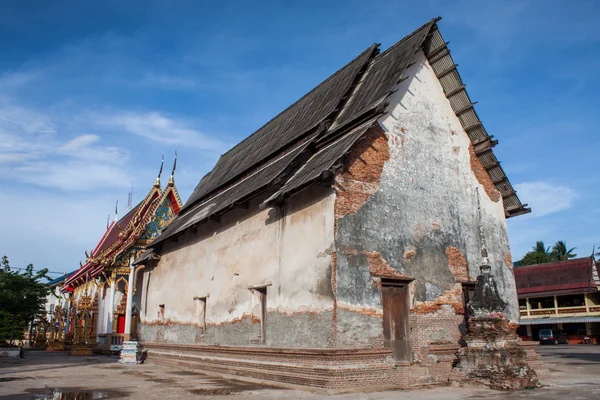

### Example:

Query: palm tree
xmin=551 ymin=241 xmax=577 ymax=261
xmin=532 ymin=241 xmax=551 ymax=255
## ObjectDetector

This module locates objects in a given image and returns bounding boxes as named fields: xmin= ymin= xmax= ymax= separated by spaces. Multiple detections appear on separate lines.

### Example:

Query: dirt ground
xmin=1 ymin=345 xmax=599 ymax=399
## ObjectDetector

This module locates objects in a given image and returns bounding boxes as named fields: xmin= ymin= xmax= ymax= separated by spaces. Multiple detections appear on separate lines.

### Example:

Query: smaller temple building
xmin=515 ymin=257 xmax=600 ymax=343
xmin=61 ymin=159 xmax=182 ymax=354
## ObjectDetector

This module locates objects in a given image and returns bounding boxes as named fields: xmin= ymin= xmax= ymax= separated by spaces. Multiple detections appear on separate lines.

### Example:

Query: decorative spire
xmin=168 ymin=151 xmax=177 ymax=186
xmin=476 ymin=188 xmax=489 ymax=265
xmin=106 ymin=214 xmax=110 ymax=230
xmin=85 ymin=250 xmax=89 ymax=259
xmin=155 ymin=155 xmax=164 ymax=188
xmin=114 ymin=199 xmax=119 ymax=222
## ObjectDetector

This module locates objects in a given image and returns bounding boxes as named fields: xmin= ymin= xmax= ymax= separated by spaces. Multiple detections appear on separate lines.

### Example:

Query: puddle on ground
xmin=0 ymin=377 xmax=31 ymax=382
xmin=187 ymin=388 xmax=235 ymax=396
xmin=144 ymin=377 xmax=176 ymax=384
xmin=26 ymin=388 xmax=128 ymax=399
xmin=169 ymin=370 xmax=203 ymax=376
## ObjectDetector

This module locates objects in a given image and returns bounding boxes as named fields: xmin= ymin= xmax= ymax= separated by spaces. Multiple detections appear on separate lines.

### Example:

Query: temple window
xmin=194 ymin=296 xmax=207 ymax=331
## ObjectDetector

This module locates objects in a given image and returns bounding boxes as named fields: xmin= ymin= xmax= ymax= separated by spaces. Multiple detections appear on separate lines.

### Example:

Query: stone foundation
xmin=456 ymin=316 xmax=538 ymax=390
xmin=143 ymin=342 xmax=459 ymax=392
xmin=46 ymin=340 xmax=65 ymax=352
xmin=68 ymin=343 xmax=94 ymax=356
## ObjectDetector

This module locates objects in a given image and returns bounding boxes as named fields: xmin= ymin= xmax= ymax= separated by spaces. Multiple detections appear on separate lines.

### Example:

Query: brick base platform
xmin=142 ymin=342 xmax=460 ymax=393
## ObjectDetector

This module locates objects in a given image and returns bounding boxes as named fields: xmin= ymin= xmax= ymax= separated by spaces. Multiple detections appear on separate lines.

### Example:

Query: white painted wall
xmin=142 ymin=185 xmax=335 ymax=328
xmin=375 ymin=50 xmax=517 ymax=319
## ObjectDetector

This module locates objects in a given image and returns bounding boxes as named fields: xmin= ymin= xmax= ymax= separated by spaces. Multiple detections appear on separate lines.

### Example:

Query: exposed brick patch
xmin=468 ymin=143 xmax=501 ymax=202
xmin=403 ymin=248 xmax=417 ymax=260
xmin=413 ymin=284 xmax=464 ymax=315
xmin=446 ymin=247 xmax=470 ymax=282
xmin=365 ymin=251 xmax=408 ymax=279
xmin=334 ymin=125 xmax=390 ymax=219
xmin=504 ymin=252 xmax=514 ymax=270
xmin=337 ymin=304 xmax=383 ymax=318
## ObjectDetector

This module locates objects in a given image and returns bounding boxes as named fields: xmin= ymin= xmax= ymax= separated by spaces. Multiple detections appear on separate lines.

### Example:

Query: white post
xmin=96 ymin=286 xmax=104 ymax=338
xmin=106 ymin=279 xmax=116 ymax=334
xmin=124 ymin=263 xmax=136 ymax=338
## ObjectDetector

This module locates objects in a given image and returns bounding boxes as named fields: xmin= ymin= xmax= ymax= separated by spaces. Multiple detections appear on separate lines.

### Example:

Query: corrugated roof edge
xmin=513 ymin=256 xmax=593 ymax=272
xmin=421 ymin=21 xmax=530 ymax=218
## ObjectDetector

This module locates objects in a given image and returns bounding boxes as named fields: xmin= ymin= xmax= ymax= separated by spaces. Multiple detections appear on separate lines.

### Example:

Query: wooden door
xmin=382 ymin=281 xmax=411 ymax=362
xmin=117 ymin=315 xmax=125 ymax=334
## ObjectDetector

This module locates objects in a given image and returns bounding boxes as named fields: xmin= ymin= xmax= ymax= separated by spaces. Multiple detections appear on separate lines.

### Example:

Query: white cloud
xmin=59 ymin=134 xmax=100 ymax=152
xmin=98 ymin=111 xmax=226 ymax=151
xmin=0 ymin=102 xmax=131 ymax=191
xmin=514 ymin=181 xmax=577 ymax=217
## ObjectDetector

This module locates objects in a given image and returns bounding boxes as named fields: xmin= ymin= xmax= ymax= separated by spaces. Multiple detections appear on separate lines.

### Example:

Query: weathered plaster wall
xmin=141 ymin=185 xmax=336 ymax=347
xmin=333 ymin=51 xmax=517 ymax=348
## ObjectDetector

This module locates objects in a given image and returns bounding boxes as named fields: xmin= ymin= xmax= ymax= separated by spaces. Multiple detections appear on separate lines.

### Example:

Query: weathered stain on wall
xmin=140 ymin=49 xmax=519 ymax=350
xmin=141 ymin=185 xmax=337 ymax=346
xmin=332 ymin=50 xmax=518 ymax=350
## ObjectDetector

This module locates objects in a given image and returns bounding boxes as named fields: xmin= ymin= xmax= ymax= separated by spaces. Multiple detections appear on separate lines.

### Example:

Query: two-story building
xmin=515 ymin=257 xmax=600 ymax=343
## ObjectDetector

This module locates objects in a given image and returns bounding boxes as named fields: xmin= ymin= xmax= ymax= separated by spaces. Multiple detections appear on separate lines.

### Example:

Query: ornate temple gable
xmin=137 ymin=189 xmax=180 ymax=245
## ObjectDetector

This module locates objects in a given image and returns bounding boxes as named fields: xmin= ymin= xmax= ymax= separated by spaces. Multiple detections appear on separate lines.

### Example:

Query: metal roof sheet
xmin=515 ymin=258 xmax=596 ymax=296
xmin=182 ymin=44 xmax=379 ymax=212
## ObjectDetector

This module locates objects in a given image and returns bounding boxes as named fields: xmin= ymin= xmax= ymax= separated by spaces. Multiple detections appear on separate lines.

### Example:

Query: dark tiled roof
xmin=514 ymin=258 xmax=597 ymax=296
xmin=182 ymin=44 xmax=379 ymax=211
xmin=153 ymin=139 xmax=314 ymax=245
xmin=154 ymin=18 xmax=529 ymax=245
xmin=264 ymin=119 xmax=377 ymax=205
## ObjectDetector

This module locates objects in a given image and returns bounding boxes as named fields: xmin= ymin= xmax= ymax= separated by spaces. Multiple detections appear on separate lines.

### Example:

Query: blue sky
xmin=1 ymin=0 xmax=598 ymax=275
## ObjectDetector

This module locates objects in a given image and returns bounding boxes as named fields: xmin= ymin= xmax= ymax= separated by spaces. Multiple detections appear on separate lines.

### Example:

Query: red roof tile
xmin=514 ymin=257 xmax=596 ymax=296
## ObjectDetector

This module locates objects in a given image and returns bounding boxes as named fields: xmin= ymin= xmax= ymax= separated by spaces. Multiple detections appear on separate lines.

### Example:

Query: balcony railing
xmin=521 ymin=304 xmax=600 ymax=318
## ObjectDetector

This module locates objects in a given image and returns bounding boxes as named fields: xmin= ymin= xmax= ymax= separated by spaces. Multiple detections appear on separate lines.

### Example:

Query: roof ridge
xmin=372 ymin=18 xmax=437 ymax=62
xmin=216 ymin=44 xmax=379 ymax=160
xmin=515 ymin=257 xmax=592 ymax=270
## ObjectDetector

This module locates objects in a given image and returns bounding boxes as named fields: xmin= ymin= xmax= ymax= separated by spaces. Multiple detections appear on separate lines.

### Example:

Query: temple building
xmin=515 ymin=256 xmax=600 ymax=343
xmin=138 ymin=19 xmax=531 ymax=390
xmin=62 ymin=159 xmax=182 ymax=353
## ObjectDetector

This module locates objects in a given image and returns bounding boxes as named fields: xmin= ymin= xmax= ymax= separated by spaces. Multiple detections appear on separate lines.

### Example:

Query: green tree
xmin=533 ymin=241 xmax=551 ymax=255
xmin=0 ymin=256 xmax=50 ymax=345
xmin=551 ymin=241 xmax=577 ymax=261
xmin=518 ymin=250 xmax=554 ymax=267
xmin=517 ymin=240 xmax=555 ymax=267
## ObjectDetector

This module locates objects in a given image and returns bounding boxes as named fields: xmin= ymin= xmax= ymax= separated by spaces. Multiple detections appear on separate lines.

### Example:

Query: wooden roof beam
xmin=444 ymin=84 xmax=466 ymax=98
xmin=436 ymin=64 xmax=458 ymax=79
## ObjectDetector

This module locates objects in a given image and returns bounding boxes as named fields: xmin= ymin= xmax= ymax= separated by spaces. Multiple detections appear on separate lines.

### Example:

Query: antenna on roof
xmin=127 ymin=182 xmax=134 ymax=211
xmin=168 ymin=151 xmax=177 ymax=186
xmin=155 ymin=155 xmax=164 ymax=188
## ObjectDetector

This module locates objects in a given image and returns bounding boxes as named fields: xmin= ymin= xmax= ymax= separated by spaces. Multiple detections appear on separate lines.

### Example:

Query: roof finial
xmin=106 ymin=214 xmax=110 ymax=230
xmin=155 ymin=155 xmax=164 ymax=187
xmin=168 ymin=151 xmax=177 ymax=186
xmin=114 ymin=199 xmax=119 ymax=221
xmin=476 ymin=188 xmax=489 ymax=265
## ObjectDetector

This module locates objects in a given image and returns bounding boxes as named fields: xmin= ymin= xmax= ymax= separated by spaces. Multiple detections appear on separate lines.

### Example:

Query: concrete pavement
xmin=0 ymin=344 xmax=599 ymax=399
